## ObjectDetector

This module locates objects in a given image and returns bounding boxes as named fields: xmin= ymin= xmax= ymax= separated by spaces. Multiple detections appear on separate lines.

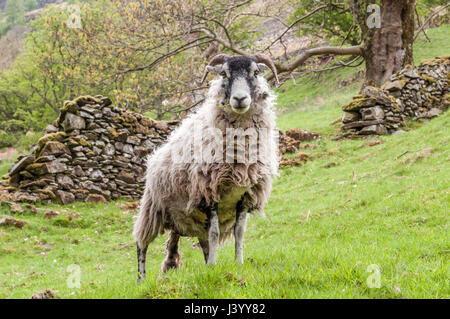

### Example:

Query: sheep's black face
xmin=208 ymin=56 xmax=261 ymax=114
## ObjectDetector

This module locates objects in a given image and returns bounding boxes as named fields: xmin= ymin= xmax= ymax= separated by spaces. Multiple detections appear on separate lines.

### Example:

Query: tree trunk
xmin=355 ymin=0 xmax=415 ymax=87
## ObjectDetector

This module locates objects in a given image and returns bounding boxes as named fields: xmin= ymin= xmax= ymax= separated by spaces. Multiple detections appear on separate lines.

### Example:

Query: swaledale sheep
xmin=133 ymin=54 xmax=280 ymax=281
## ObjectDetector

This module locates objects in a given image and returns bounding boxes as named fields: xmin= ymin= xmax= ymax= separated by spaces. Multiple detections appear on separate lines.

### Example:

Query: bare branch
xmin=268 ymin=45 xmax=363 ymax=81
xmin=263 ymin=2 xmax=346 ymax=51
xmin=413 ymin=3 xmax=449 ymax=42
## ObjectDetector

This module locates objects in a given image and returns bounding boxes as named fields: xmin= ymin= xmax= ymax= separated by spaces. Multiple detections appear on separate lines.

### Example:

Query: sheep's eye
xmin=254 ymin=70 xmax=260 ymax=76
xmin=220 ymin=71 xmax=227 ymax=77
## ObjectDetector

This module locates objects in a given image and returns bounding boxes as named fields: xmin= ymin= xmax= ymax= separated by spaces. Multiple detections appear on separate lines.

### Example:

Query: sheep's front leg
xmin=234 ymin=204 xmax=248 ymax=264
xmin=207 ymin=203 xmax=219 ymax=265
xmin=136 ymin=242 xmax=148 ymax=282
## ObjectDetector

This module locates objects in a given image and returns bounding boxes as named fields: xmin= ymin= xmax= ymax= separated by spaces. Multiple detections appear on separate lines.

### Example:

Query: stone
xmin=342 ymin=97 xmax=377 ymax=111
xmin=35 ymin=155 xmax=57 ymax=163
xmin=384 ymin=80 xmax=405 ymax=92
xmin=62 ymin=113 xmax=86 ymax=131
xmin=31 ymin=289 xmax=55 ymax=299
xmin=44 ymin=210 xmax=59 ymax=219
xmin=20 ymin=178 xmax=53 ymax=189
xmin=93 ymin=146 xmax=102 ymax=155
xmin=1 ymin=201 xmax=23 ymax=214
xmin=402 ymin=68 xmax=420 ymax=78
xmin=80 ymin=106 xmax=95 ymax=114
xmin=154 ymin=121 xmax=169 ymax=132
xmin=122 ymin=144 xmax=134 ymax=154
xmin=79 ymin=111 xmax=94 ymax=119
xmin=126 ymin=136 xmax=141 ymax=145
xmin=45 ymin=124 xmax=58 ymax=133
xmin=342 ymin=112 xmax=360 ymax=123
xmin=103 ymin=144 xmax=115 ymax=156
xmin=114 ymin=142 xmax=124 ymax=152
xmin=19 ymin=170 xmax=34 ymax=179
xmin=13 ymin=192 xmax=39 ymax=203
xmin=80 ymin=181 xmax=103 ymax=194
xmin=0 ymin=216 xmax=25 ymax=228
xmin=342 ymin=120 xmax=383 ymax=130
xmin=26 ymin=161 xmax=67 ymax=175
xmin=90 ymin=170 xmax=104 ymax=181
xmin=56 ymin=175 xmax=74 ymax=190
xmin=38 ymin=189 xmax=56 ymax=200
xmin=9 ymin=155 xmax=35 ymax=176
xmin=86 ymin=194 xmax=107 ymax=203
xmin=39 ymin=141 xmax=71 ymax=157
xmin=117 ymin=170 xmax=135 ymax=184
xmin=57 ymin=190 xmax=75 ymax=205
xmin=426 ymin=108 xmax=441 ymax=118
xmin=142 ymin=140 xmax=155 ymax=149
xmin=285 ymin=128 xmax=320 ymax=142
xmin=359 ymin=125 xmax=387 ymax=135
xmin=361 ymin=106 xmax=385 ymax=121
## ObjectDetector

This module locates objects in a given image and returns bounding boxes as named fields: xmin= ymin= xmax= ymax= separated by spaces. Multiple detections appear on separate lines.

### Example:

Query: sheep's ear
xmin=257 ymin=63 xmax=269 ymax=71
xmin=206 ymin=65 xmax=222 ymax=73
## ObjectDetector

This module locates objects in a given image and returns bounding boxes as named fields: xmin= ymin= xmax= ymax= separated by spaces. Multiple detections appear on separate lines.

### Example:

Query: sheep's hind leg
xmin=161 ymin=231 xmax=182 ymax=273
xmin=137 ymin=242 xmax=148 ymax=283
xmin=234 ymin=201 xmax=248 ymax=264
xmin=207 ymin=203 xmax=219 ymax=265
xmin=198 ymin=238 xmax=209 ymax=264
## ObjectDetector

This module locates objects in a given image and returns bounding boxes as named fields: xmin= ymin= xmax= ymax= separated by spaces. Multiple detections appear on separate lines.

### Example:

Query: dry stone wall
xmin=0 ymin=95 xmax=323 ymax=204
xmin=1 ymin=95 xmax=178 ymax=204
xmin=339 ymin=56 xmax=449 ymax=138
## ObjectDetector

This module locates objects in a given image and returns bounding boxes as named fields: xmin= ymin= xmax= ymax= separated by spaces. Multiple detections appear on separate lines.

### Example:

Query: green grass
xmin=0 ymin=26 xmax=449 ymax=299
xmin=0 ymin=161 xmax=13 ymax=176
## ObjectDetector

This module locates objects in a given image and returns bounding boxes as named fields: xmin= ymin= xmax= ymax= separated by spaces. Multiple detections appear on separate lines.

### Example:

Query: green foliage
xmin=0 ymin=0 xmax=25 ymax=36
xmin=0 ymin=130 xmax=18 ymax=148
xmin=5 ymin=0 xmax=25 ymax=25
xmin=24 ymin=0 xmax=38 ymax=11
xmin=288 ymin=0 xmax=360 ymax=46
xmin=0 ymin=49 xmax=59 ymax=147
xmin=416 ymin=0 xmax=449 ymax=26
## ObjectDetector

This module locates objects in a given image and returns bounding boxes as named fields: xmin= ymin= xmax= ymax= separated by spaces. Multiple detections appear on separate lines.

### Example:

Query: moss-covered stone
xmin=140 ymin=117 xmax=155 ymax=128
xmin=38 ymin=132 xmax=67 ymax=149
xmin=86 ymin=194 xmax=107 ymax=203
xmin=78 ymin=138 xmax=91 ymax=147
xmin=37 ymin=189 xmax=56 ymax=200
xmin=74 ymin=95 xmax=102 ymax=106
xmin=26 ymin=161 xmax=67 ymax=175
xmin=342 ymin=97 xmax=377 ymax=111
xmin=39 ymin=141 xmax=71 ymax=157
xmin=421 ymin=74 xmax=435 ymax=83
xmin=25 ymin=163 xmax=47 ymax=175
xmin=108 ymin=128 xmax=128 ymax=142
xmin=62 ymin=100 xmax=79 ymax=114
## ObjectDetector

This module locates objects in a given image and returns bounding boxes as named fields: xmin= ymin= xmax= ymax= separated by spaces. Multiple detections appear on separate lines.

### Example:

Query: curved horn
xmin=200 ymin=54 xmax=230 ymax=84
xmin=252 ymin=54 xmax=280 ymax=87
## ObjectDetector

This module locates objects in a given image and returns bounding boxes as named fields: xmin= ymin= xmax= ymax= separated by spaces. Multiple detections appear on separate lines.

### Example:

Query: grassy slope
xmin=0 ymin=26 xmax=448 ymax=299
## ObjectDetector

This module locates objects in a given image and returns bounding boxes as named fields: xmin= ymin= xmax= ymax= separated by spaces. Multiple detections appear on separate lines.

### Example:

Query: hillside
xmin=0 ymin=0 xmax=62 ymax=70
xmin=0 ymin=25 xmax=27 ymax=71
xmin=0 ymin=26 xmax=448 ymax=299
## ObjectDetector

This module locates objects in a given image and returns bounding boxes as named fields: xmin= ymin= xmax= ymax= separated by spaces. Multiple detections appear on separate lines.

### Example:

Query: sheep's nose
xmin=233 ymin=95 xmax=248 ymax=107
